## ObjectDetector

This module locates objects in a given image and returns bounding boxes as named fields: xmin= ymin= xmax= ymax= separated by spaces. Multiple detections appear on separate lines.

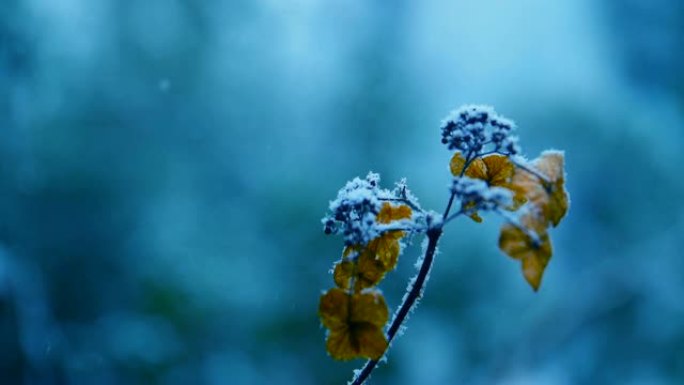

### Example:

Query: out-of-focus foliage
xmin=499 ymin=214 xmax=553 ymax=291
xmin=495 ymin=150 xmax=569 ymax=290
xmin=1 ymin=0 xmax=683 ymax=384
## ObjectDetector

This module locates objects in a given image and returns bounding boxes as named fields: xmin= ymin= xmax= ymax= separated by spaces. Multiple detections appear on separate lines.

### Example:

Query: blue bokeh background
xmin=2 ymin=1 xmax=683 ymax=384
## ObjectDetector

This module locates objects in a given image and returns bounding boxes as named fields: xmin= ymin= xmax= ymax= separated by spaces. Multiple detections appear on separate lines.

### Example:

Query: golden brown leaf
xmin=325 ymin=322 xmax=388 ymax=361
xmin=339 ymin=234 xmax=402 ymax=292
xmin=332 ymin=203 xmax=411 ymax=295
xmin=536 ymin=151 xmax=569 ymax=226
xmin=498 ymin=215 xmax=553 ymax=291
xmin=350 ymin=290 xmax=389 ymax=326
xmin=365 ymin=202 xmax=411 ymax=273
xmin=320 ymin=289 xmax=389 ymax=360
xmin=479 ymin=155 xmax=514 ymax=186
xmin=452 ymin=154 xmax=520 ymax=221
xmin=462 ymin=201 xmax=483 ymax=222
xmin=521 ymin=255 xmax=547 ymax=292
xmin=368 ymin=233 xmax=401 ymax=270
xmin=449 ymin=152 xmax=467 ymax=176
xmin=507 ymin=183 xmax=529 ymax=210
xmin=462 ymin=157 xmax=485 ymax=179
xmin=319 ymin=288 xmax=349 ymax=330
xmin=325 ymin=329 xmax=357 ymax=360
xmin=333 ymin=260 xmax=354 ymax=289
xmin=351 ymin=323 xmax=388 ymax=359
xmin=376 ymin=202 xmax=412 ymax=223
xmin=511 ymin=151 xmax=569 ymax=227
xmin=355 ymin=249 xmax=388 ymax=290
xmin=534 ymin=151 xmax=564 ymax=181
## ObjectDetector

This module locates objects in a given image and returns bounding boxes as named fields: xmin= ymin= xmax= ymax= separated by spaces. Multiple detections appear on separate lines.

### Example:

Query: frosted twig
xmin=349 ymin=217 xmax=443 ymax=385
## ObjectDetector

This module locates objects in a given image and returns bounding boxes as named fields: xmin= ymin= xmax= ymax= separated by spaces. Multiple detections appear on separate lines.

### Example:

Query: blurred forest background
xmin=1 ymin=0 xmax=684 ymax=384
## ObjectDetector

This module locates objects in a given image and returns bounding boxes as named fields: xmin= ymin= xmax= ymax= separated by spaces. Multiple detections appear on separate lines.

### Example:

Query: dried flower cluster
xmin=440 ymin=104 xmax=520 ymax=155
xmin=319 ymin=105 xmax=570 ymax=384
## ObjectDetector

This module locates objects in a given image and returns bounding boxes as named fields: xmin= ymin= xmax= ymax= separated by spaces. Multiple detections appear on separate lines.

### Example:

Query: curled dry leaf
xmin=512 ymin=151 xmax=569 ymax=227
xmin=498 ymin=214 xmax=553 ymax=291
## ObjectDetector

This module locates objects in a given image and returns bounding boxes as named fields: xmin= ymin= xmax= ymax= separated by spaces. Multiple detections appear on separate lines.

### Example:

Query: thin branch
xmin=443 ymin=209 xmax=465 ymax=224
xmin=442 ymin=192 xmax=457 ymax=221
xmin=349 ymin=224 xmax=443 ymax=385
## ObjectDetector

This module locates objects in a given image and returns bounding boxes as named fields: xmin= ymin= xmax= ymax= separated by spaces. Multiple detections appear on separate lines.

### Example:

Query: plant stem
xmin=349 ymin=224 xmax=443 ymax=385
xmin=443 ymin=192 xmax=456 ymax=220
xmin=444 ymin=150 xmax=476 ymax=220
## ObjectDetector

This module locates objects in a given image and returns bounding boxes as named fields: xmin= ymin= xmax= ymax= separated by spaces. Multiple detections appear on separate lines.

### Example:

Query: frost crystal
xmin=451 ymin=176 xmax=513 ymax=213
xmin=440 ymin=104 xmax=520 ymax=155
xmin=391 ymin=178 xmax=421 ymax=211
xmin=323 ymin=172 xmax=417 ymax=246
xmin=323 ymin=173 xmax=382 ymax=246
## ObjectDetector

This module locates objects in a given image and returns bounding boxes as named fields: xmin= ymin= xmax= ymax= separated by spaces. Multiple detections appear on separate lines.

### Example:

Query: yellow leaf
xmin=507 ymin=183 xmax=529 ymax=210
xmin=333 ymin=260 xmax=354 ymax=290
xmin=449 ymin=152 xmax=467 ymax=176
xmin=463 ymin=201 xmax=483 ymax=222
xmin=368 ymin=234 xmax=401 ymax=270
xmin=350 ymin=290 xmax=389 ymax=326
xmin=537 ymin=151 xmax=568 ymax=226
xmin=325 ymin=322 xmax=389 ymax=361
xmin=352 ymin=323 xmax=388 ymax=360
xmin=464 ymin=157 xmax=488 ymax=181
xmin=319 ymin=288 xmax=349 ymax=330
xmin=498 ymin=215 xmax=552 ymax=291
xmin=482 ymin=155 xmax=527 ymax=210
xmin=479 ymin=155 xmax=514 ymax=186
xmin=468 ymin=212 xmax=483 ymax=223
xmin=325 ymin=329 xmax=358 ymax=360
xmin=521 ymin=255 xmax=546 ymax=292
xmin=355 ymin=249 xmax=388 ymax=291
xmin=339 ymin=234 xmax=401 ymax=292
xmin=376 ymin=202 xmax=412 ymax=224
xmin=512 ymin=151 xmax=569 ymax=227
xmin=535 ymin=151 xmax=564 ymax=181
xmin=320 ymin=289 xmax=389 ymax=360
xmin=332 ymin=203 xmax=411 ymax=295
xmin=454 ymin=154 xmax=519 ymax=222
